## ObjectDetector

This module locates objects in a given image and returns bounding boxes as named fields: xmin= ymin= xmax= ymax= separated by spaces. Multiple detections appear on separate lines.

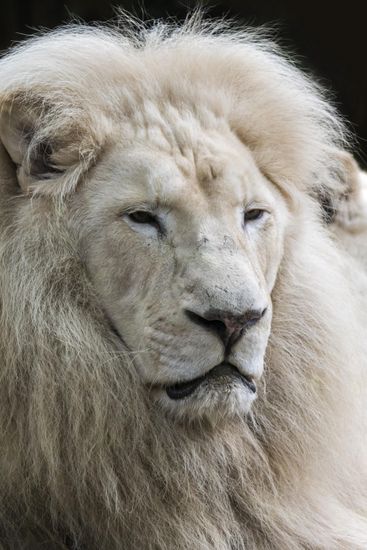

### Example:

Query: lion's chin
xmin=154 ymin=363 xmax=258 ymax=423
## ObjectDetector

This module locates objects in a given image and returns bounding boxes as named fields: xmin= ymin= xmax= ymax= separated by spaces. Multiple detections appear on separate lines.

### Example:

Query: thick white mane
xmin=0 ymin=17 xmax=366 ymax=550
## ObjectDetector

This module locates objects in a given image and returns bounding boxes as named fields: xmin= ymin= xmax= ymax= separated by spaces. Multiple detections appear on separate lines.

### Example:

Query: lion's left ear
xmin=325 ymin=150 xmax=367 ymax=231
xmin=0 ymin=94 xmax=106 ymax=196
xmin=313 ymin=149 xmax=363 ymax=224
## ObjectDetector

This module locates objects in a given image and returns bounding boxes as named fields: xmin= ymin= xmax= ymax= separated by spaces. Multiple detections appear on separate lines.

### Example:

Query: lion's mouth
xmin=165 ymin=362 xmax=256 ymax=400
xmin=107 ymin=318 xmax=257 ymax=402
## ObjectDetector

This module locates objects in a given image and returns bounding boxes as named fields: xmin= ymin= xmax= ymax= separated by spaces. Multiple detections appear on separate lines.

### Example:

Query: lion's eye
xmin=124 ymin=210 xmax=163 ymax=236
xmin=128 ymin=211 xmax=159 ymax=227
xmin=244 ymin=209 xmax=265 ymax=223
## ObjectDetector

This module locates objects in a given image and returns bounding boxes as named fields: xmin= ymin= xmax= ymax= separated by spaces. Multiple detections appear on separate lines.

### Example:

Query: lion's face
xmin=75 ymin=123 xmax=288 ymax=422
xmin=0 ymin=23 xmax=343 ymax=429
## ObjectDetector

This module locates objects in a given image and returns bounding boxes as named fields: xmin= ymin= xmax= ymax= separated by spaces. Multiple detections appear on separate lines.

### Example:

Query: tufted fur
xmin=327 ymin=151 xmax=367 ymax=270
xmin=0 ymin=16 xmax=367 ymax=549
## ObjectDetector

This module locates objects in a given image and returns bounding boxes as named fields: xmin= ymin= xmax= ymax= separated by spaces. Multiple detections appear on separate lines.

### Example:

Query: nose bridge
xmin=184 ymin=239 xmax=265 ymax=314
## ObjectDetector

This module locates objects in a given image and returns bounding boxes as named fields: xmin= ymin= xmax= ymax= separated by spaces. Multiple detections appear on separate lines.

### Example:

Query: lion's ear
xmin=314 ymin=149 xmax=363 ymax=224
xmin=325 ymin=150 xmax=367 ymax=231
xmin=0 ymin=95 xmax=105 ymax=196
xmin=0 ymin=104 xmax=59 ymax=193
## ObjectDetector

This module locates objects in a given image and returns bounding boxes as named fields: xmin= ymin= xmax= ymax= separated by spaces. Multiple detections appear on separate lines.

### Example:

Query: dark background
xmin=1 ymin=1 xmax=366 ymax=165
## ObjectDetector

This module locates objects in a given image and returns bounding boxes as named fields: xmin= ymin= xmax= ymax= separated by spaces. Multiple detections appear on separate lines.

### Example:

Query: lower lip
xmin=165 ymin=363 xmax=256 ymax=400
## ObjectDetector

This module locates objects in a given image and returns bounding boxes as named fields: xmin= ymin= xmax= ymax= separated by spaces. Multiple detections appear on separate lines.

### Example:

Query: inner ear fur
xmin=0 ymin=93 xmax=104 ymax=196
xmin=313 ymin=149 xmax=362 ymax=224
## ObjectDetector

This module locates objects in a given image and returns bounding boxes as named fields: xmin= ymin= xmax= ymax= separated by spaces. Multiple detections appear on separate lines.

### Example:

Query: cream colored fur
xmin=328 ymin=151 xmax=367 ymax=269
xmin=0 ymin=17 xmax=366 ymax=549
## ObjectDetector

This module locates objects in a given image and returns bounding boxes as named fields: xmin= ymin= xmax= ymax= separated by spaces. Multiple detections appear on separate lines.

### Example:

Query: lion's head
xmin=79 ymin=123 xmax=289 ymax=422
xmin=0 ymin=21 xmax=341 ymax=425
xmin=0 ymin=18 xmax=366 ymax=550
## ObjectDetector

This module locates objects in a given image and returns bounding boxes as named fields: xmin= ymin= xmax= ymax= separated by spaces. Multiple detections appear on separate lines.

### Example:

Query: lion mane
xmin=0 ymin=17 xmax=367 ymax=550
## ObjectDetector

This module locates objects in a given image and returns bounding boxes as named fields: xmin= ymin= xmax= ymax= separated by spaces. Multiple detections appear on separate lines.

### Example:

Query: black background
xmin=1 ymin=1 xmax=366 ymax=165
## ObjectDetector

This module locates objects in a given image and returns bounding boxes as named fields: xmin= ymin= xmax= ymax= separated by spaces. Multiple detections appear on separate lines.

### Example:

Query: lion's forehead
xmin=121 ymin=93 xmax=227 ymax=144
xmin=92 ymin=111 xmax=268 ymax=216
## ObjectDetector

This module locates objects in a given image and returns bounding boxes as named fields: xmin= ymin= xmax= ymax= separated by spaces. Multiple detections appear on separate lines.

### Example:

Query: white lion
xmin=0 ymin=17 xmax=366 ymax=549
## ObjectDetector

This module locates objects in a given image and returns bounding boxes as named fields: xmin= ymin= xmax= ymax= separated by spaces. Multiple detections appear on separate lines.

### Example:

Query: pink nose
xmin=185 ymin=307 xmax=267 ymax=349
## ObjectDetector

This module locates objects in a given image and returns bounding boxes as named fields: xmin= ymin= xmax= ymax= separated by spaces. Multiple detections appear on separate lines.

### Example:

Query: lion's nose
xmin=185 ymin=307 xmax=267 ymax=349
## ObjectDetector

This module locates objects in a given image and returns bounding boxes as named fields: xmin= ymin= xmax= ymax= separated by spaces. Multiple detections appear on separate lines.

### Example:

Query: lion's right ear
xmin=0 ymin=95 xmax=107 ymax=197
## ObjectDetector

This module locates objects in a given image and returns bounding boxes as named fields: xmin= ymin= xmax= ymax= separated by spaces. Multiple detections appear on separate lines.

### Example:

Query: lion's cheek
xmin=259 ymin=227 xmax=285 ymax=292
